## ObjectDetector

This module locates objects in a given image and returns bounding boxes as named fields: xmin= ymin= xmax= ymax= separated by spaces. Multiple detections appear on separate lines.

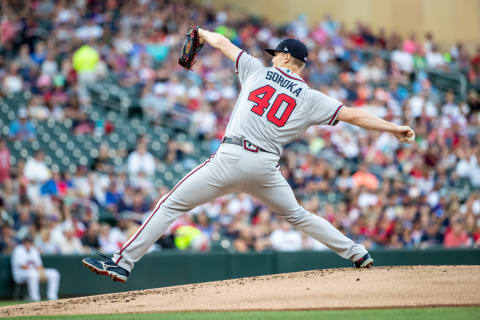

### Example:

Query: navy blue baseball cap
xmin=265 ymin=39 xmax=308 ymax=63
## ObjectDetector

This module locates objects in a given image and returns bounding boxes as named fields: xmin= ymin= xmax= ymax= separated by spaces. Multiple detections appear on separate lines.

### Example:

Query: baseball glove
xmin=178 ymin=25 xmax=204 ymax=70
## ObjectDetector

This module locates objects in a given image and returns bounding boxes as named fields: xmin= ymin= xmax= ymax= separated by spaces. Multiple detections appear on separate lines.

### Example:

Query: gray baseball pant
xmin=113 ymin=143 xmax=367 ymax=271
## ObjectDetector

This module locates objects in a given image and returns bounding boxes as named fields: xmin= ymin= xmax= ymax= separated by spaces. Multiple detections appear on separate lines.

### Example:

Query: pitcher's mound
xmin=1 ymin=265 xmax=480 ymax=317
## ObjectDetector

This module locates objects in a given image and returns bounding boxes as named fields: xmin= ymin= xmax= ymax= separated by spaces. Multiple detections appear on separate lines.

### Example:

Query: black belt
xmin=222 ymin=137 xmax=276 ymax=154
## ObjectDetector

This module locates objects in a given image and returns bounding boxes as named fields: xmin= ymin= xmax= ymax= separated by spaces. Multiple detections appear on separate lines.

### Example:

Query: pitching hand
xmin=393 ymin=126 xmax=415 ymax=143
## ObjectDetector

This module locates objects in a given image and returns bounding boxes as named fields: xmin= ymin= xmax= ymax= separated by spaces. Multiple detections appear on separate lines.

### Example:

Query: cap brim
xmin=264 ymin=49 xmax=278 ymax=56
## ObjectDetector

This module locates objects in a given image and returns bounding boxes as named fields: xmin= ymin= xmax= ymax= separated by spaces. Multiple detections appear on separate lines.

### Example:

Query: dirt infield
xmin=1 ymin=265 xmax=479 ymax=318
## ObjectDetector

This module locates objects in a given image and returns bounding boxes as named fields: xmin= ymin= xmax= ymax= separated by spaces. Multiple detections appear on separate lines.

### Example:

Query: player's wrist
xmin=391 ymin=124 xmax=401 ymax=133
xmin=197 ymin=28 xmax=205 ymax=44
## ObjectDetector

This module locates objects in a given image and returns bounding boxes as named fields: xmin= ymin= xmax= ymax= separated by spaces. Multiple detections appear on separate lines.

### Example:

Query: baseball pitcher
xmin=83 ymin=26 xmax=415 ymax=282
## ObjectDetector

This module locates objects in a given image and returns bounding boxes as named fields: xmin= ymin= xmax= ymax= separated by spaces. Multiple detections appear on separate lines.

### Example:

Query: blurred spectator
xmin=270 ymin=221 xmax=303 ymax=251
xmin=140 ymin=82 xmax=171 ymax=119
xmin=1 ymin=63 xmax=23 ymax=94
xmin=27 ymin=95 xmax=50 ymax=121
xmin=426 ymin=45 xmax=446 ymax=68
xmin=352 ymin=164 xmax=379 ymax=190
xmin=72 ymin=113 xmax=95 ymax=135
xmin=118 ymin=188 xmax=151 ymax=216
xmin=0 ymin=224 xmax=17 ymax=255
xmin=403 ymin=33 xmax=418 ymax=54
xmin=82 ymin=222 xmax=100 ymax=252
xmin=336 ymin=168 xmax=354 ymax=191
xmin=31 ymin=42 xmax=47 ymax=66
xmin=34 ymin=228 xmax=60 ymax=254
xmin=127 ymin=139 xmax=156 ymax=178
xmin=420 ymin=224 xmax=442 ymax=248
xmin=392 ymin=45 xmax=413 ymax=75
xmin=24 ymin=151 xmax=50 ymax=204
xmin=57 ymin=227 xmax=85 ymax=254
xmin=192 ymin=104 xmax=218 ymax=139
xmin=76 ymin=20 xmax=103 ymax=41
xmin=13 ymin=201 xmax=34 ymax=240
xmin=98 ymin=223 xmax=121 ymax=254
xmin=91 ymin=144 xmax=113 ymax=173
xmin=443 ymin=219 xmax=471 ymax=248
xmin=442 ymin=91 xmax=460 ymax=118
xmin=467 ymin=90 xmax=480 ymax=115
xmin=0 ymin=179 xmax=19 ymax=215
xmin=16 ymin=44 xmax=35 ymax=72
xmin=11 ymin=235 xmax=60 ymax=301
xmin=0 ymin=138 xmax=11 ymax=185
xmin=9 ymin=109 xmax=36 ymax=142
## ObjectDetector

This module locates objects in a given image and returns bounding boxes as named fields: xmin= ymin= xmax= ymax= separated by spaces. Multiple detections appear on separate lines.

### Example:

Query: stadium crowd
xmin=1 ymin=0 xmax=480 ymax=257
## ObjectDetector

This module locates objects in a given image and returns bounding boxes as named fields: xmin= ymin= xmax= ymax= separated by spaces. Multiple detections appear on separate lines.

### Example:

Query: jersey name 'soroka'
xmin=265 ymin=70 xmax=303 ymax=97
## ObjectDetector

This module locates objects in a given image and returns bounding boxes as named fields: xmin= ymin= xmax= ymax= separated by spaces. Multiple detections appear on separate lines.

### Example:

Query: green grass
xmin=2 ymin=307 xmax=479 ymax=320
xmin=0 ymin=301 xmax=29 ymax=307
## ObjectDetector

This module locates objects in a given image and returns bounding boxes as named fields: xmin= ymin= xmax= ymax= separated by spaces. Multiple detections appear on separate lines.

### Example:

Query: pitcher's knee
xmin=283 ymin=207 xmax=310 ymax=226
xmin=161 ymin=198 xmax=191 ymax=218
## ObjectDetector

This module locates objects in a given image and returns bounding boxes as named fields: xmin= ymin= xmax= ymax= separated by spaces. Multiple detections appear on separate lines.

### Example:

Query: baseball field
xmin=1 ymin=265 xmax=479 ymax=320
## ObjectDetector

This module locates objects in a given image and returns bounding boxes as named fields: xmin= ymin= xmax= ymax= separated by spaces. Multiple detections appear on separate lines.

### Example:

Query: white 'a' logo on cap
xmin=284 ymin=47 xmax=288 ymax=51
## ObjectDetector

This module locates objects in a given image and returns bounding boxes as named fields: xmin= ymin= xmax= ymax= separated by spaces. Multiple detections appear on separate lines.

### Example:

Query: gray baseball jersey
xmin=112 ymin=50 xmax=367 ymax=272
xmin=225 ymin=51 xmax=343 ymax=154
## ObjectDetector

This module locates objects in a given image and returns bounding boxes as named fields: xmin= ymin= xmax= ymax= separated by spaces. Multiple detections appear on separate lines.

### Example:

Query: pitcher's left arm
xmin=198 ymin=28 xmax=242 ymax=62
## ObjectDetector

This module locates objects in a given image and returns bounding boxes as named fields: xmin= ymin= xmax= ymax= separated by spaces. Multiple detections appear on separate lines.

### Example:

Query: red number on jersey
xmin=248 ymin=85 xmax=297 ymax=127
xmin=266 ymin=93 xmax=296 ymax=127
xmin=248 ymin=85 xmax=276 ymax=116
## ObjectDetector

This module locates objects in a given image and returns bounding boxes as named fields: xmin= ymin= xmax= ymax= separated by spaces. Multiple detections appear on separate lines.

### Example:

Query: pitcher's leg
xmin=249 ymin=173 xmax=367 ymax=261
xmin=113 ymin=157 xmax=237 ymax=271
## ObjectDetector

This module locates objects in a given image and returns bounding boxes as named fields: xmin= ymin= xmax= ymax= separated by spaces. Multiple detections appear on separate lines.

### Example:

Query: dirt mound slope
xmin=1 ymin=265 xmax=479 ymax=317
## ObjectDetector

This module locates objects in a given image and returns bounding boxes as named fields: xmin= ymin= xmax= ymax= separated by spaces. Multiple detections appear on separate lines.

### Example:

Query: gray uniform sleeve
xmin=306 ymin=89 xmax=344 ymax=126
xmin=235 ymin=51 xmax=264 ymax=85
